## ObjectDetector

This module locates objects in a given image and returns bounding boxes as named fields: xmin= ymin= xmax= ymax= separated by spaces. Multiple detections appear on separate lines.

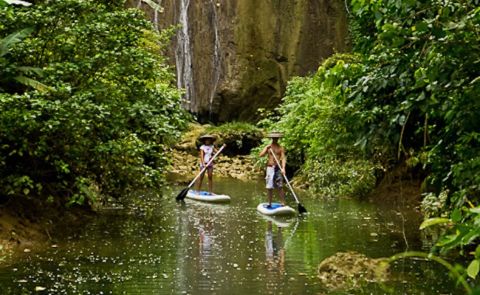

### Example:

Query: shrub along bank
xmin=0 ymin=0 xmax=188 ymax=208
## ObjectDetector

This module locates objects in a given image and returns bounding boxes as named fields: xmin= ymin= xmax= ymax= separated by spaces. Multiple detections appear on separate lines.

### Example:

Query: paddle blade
xmin=298 ymin=203 xmax=307 ymax=214
xmin=176 ymin=187 xmax=189 ymax=201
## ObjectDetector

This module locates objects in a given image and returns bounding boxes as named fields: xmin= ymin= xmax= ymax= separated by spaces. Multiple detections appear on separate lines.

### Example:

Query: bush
xmin=0 ymin=0 xmax=187 ymax=206
xmin=206 ymin=122 xmax=263 ymax=156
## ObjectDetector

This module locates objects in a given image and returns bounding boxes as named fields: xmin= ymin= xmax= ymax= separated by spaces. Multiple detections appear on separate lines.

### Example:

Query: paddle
xmin=176 ymin=144 xmax=226 ymax=201
xmin=269 ymin=149 xmax=307 ymax=214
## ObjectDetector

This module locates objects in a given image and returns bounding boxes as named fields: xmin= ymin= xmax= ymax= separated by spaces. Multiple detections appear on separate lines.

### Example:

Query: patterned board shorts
xmin=265 ymin=166 xmax=283 ymax=189
xmin=200 ymin=164 xmax=214 ymax=171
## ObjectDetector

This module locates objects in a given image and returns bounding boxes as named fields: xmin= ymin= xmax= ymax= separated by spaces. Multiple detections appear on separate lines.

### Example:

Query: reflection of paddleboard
xmin=257 ymin=203 xmax=296 ymax=216
xmin=186 ymin=190 xmax=231 ymax=203
xmin=260 ymin=214 xmax=293 ymax=228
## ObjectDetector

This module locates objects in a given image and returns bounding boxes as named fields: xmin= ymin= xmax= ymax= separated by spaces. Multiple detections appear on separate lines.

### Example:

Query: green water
xmin=0 ymin=177 xmax=461 ymax=294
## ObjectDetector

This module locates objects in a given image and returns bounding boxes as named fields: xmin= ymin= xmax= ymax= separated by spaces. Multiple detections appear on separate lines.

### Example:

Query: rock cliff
xmin=128 ymin=0 xmax=348 ymax=122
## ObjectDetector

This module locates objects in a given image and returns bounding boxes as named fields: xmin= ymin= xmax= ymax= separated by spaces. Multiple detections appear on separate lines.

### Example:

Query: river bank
xmin=0 ymin=203 xmax=93 ymax=265
xmin=170 ymin=149 xmax=260 ymax=181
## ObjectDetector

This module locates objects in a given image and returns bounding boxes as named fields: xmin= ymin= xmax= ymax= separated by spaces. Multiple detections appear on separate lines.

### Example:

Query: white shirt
xmin=200 ymin=145 xmax=214 ymax=164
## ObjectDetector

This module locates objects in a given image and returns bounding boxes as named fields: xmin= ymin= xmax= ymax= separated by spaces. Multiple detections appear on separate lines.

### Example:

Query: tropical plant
xmin=266 ymin=0 xmax=479 ymax=288
xmin=0 ymin=0 xmax=47 ymax=92
xmin=0 ymin=0 xmax=187 ymax=206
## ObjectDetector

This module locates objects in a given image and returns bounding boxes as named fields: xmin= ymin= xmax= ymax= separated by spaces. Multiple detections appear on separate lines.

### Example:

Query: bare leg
xmin=207 ymin=168 xmax=213 ymax=193
xmin=267 ymin=189 xmax=273 ymax=206
xmin=277 ymin=188 xmax=286 ymax=206
xmin=196 ymin=171 xmax=205 ymax=191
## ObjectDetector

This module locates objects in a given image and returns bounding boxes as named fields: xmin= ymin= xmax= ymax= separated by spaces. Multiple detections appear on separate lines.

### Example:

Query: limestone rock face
xmin=129 ymin=0 xmax=348 ymax=122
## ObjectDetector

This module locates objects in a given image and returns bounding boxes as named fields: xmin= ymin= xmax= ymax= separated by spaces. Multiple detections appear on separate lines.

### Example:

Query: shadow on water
xmin=0 ymin=177 xmax=462 ymax=294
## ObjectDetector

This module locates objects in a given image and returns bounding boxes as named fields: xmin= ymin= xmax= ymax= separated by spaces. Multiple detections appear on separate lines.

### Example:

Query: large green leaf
xmin=467 ymin=260 xmax=479 ymax=279
xmin=419 ymin=218 xmax=451 ymax=230
xmin=14 ymin=76 xmax=49 ymax=92
xmin=0 ymin=28 xmax=33 ymax=57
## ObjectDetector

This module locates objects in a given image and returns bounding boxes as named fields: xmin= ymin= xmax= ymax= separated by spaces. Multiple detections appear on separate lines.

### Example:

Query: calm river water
xmin=0 ymin=177 xmax=461 ymax=294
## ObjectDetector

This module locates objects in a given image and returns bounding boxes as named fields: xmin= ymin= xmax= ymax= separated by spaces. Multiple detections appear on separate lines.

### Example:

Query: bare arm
xmin=259 ymin=144 xmax=271 ymax=157
xmin=281 ymin=148 xmax=286 ymax=173
xmin=199 ymin=149 xmax=205 ymax=166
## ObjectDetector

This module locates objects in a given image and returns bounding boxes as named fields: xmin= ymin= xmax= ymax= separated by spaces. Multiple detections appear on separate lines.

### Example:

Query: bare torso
xmin=267 ymin=144 xmax=284 ymax=166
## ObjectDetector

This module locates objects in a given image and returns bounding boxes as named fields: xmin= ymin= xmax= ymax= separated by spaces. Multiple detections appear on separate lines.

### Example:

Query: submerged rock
xmin=317 ymin=251 xmax=389 ymax=291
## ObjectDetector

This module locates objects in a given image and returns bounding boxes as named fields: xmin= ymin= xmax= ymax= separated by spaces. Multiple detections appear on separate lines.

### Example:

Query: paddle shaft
xmin=269 ymin=149 xmax=301 ymax=204
xmin=187 ymin=144 xmax=226 ymax=188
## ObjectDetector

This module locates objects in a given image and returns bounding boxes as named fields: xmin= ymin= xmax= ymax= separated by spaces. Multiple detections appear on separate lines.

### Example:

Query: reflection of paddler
xmin=199 ymin=226 xmax=212 ymax=253
xmin=265 ymin=221 xmax=285 ymax=273
xmin=198 ymin=212 xmax=214 ymax=257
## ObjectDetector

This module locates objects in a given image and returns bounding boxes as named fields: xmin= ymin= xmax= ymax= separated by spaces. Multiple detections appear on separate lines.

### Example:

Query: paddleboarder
xmin=259 ymin=132 xmax=287 ymax=208
xmin=196 ymin=134 xmax=217 ymax=193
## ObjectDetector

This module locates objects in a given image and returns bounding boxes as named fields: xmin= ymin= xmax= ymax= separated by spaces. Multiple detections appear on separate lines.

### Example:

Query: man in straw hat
xmin=196 ymin=134 xmax=217 ymax=193
xmin=259 ymin=131 xmax=286 ymax=207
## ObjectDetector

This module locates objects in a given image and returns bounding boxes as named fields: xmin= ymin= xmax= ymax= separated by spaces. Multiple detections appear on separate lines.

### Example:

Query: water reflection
xmin=265 ymin=221 xmax=285 ymax=274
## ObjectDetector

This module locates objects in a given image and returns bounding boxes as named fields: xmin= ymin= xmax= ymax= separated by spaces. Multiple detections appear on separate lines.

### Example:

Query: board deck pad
xmin=186 ymin=190 xmax=231 ymax=203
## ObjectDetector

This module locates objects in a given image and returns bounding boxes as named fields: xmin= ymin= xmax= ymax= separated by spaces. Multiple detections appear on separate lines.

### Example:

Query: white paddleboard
xmin=257 ymin=203 xmax=296 ymax=216
xmin=186 ymin=190 xmax=231 ymax=203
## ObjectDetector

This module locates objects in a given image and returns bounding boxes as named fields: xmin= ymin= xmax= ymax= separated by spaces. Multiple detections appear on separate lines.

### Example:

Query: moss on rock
xmin=317 ymin=251 xmax=389 ymax=291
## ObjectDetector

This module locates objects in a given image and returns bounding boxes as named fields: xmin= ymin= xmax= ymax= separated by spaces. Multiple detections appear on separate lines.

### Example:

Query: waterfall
xmin=175 ymin=0 xmax=195 ymax=109
xmin=209 ymin=0 xmax=222 ymax=117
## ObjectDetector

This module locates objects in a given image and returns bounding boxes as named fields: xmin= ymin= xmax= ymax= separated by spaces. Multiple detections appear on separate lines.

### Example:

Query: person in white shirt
xmin=196 ymin=134 xmax=216 ymax=193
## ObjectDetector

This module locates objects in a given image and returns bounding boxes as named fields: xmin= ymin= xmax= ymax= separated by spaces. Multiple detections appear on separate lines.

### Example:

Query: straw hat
xmin=199 ymin=134 xmax=216 ymax=141
xmin=266 ymin=131 xmax=283 ymax=138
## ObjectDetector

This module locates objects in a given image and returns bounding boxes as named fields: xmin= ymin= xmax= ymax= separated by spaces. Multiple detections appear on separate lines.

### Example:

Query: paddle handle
xmin=269 ymin=149 xmax=301 ymax=204
xmin=187 ymin=144 xmax=226 ymax=188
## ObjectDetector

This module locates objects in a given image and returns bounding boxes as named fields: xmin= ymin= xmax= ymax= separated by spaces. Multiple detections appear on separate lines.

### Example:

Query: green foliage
xmin=420 ymin=205 xmax=480 ymax=288
xmin=0 ymin=0 xmax=187 ymax=205
xmin=420 ymin=190 xmax=449 ymax=218
xmin=268 ymin=0 xmax=479 ymax=285
xmin=257 ymin=53 xmax=378 ymax=197
xmin=0 ymin=27 xmax=48 ymax=92
xmin=348 ymin=0 xmax=479 ymax=285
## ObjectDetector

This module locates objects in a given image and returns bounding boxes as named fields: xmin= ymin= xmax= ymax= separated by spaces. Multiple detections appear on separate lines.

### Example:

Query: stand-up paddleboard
xmin=257 ymin=203 xmax=296 ymax=216
xmin=186 ymin=190 xmax=231 ymax=203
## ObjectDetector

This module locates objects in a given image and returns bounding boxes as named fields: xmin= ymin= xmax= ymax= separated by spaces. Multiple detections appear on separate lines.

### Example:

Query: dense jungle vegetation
xmin=260 ymin=0 xmax=480 ymax=285
xmin=0 ymin=0 xmax=479 ymax=290
xmin=0 ymin=0 xmax=187 ymax=206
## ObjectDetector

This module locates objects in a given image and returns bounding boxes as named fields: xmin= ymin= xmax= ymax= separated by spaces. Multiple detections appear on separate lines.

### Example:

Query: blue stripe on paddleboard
xmin=263 ymin=203 xmax=284 ymax=210
xmin=189 ymin=190 xmax=213 ymax=196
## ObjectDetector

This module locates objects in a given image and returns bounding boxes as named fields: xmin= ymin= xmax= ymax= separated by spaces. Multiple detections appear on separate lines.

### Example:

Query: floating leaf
xmin=34 ymin=286 xmax=46 ymax=292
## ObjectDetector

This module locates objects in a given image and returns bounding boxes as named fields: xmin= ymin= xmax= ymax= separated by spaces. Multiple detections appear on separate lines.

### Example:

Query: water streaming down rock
xmin=175 ymin=0 xmax=195 ymax=110
xmin=132 ymin=0 xmax=348 ymax=122
xmin=208 ymin=0 xmax=222 ymax=119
